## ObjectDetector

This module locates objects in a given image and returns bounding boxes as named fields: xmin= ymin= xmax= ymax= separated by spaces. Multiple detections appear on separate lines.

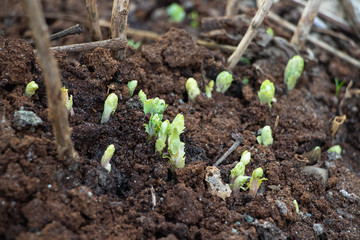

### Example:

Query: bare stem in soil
xmin=225 ymin=0 xmax=238 ymax=16
xmin=213 ymin=133 xmax=243 ymax=166
xmin=49 ymin=24 xmax=83 ymax=41
xmin=22 ymin=0 xmax=78 ymax=164
xmin=86 ymin=0 xmax=103 ymax=41
xmin=111 ymin=0 xmax=129 ymax=60
xmin=227 ymin=0 xmax=273 ymax=70
xmin=290 ymin=0 xmax=322 ymax=50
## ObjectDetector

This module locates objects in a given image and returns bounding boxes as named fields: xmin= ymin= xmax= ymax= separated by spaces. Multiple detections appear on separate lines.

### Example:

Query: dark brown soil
xmin=1 ymin=1 xmax=360 ymax=240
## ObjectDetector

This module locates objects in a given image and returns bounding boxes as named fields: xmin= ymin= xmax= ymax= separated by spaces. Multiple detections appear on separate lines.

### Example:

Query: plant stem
xmin=111 ymin=0 xmax=129 ymax=60
xmin=86 ymin=0 xmax=103 ymax=41
xmin=49 ymin=24 xmax=83 ymax=41
xmin=225 ymin=0 xmax=238 ymax=16
xmin=22 ymin=0 xmax=77 ymax=164
xmin=290 ymin=0 xmax=322 ymax=50
xmin=227 ymin=0 xmax=273 ymax=70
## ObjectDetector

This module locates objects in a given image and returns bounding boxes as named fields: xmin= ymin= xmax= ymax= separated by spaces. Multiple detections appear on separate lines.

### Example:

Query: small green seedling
xmin=229 ymin=150 xmax=251 ymax=192
xmin=25 ymin=81 xmax=39 ymax=98
xmin=242 ymin=77 xmax=249 ymax=84
xmin=169 ymin=113 xmax=185 ymax=135
xmin=258 ymin=79 xmax=275 ymax=108
xmin=156 ymin=120 xmax=170 ymax=153
xmin=248 ymin=167 xmax=267 ymax=197
xmin=216 ymin=71 xmax=233 ymax=94
xmin=145 ymin=113 xmax=163 ymax=140
xmin=205 ymin=80 xmax=214 ymax=98
xmin=167 ymin=3 xmax=185 ymax=22
xmin=293 ymin=200 xmax=299 ymax=214
xmin=165 ymin=113 xmax=185 ymax=172
xmin=284 ymin=55 xmax=304 ymax=90
xmin=327 ymin=145 xmax=341 ymax=155
xmin=127 ymin=80 xmax=138 ymax=97
xmin=101 ymin=93 xmax=118 ymax=124
xmin=144 ymin=97 xmax=167 ymax=116
xmin=266 ymin=27 xmax=274 ymax=36
xmin=189 ymin=11 xmax=199 ymax=28
xmin=186 ymin=78 xmax=201 ymax=102
xmin=334 ymin=78 xmax=345 ymax=96
xmin=127 ymin=39 xmax=142 ymax=49
xmin=257 ymin=126 xmax=273 ymax=146
xmin=101 ymin=144 xmax=115 ymax=172
xmin=61 ymin=87 xmax=74 ymax=115
xmin=239 ymin=57 xmax=251 ymax=65
xmin=138 ymin=90 xmax=147 ymax=104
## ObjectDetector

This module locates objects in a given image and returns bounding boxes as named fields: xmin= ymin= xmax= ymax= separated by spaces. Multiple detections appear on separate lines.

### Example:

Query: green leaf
xmin=167 ymin=3 xmax=186 ymax=22
xmin=257 ymin=126 xmax=273 ymax=146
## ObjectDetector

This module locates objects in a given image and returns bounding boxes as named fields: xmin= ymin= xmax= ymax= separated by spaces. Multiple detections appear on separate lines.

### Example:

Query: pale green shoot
xmin=248 ymin=167 xmax=267 ymax=197
xmin=127 ymin=80 xmax=138 ymax=97
xmin=144 ymin=98 xmax=167 ymax=116
xmin=327 ymin=145 xmax=341 ymax=155
xmin=169 ymin=113 xmax=185 ymax=135
xmin=167 ymin=3 xmax=185 ymax=22
xmin=229 ymin=150 xmax=251 ymax=192
xmin=266 ymin=27 xmax=274 ymax=36
xmin=293 ymin=200 xmax=299 ymax=214
xmin=25 ymin=81 xmax=39 ymax=98
xmin=156 ymin=120 xmax=170 ymax=153
xmin=205 ymin=80 xmax=214 ymax=98
xmin=101 ymin=144 xmax=115 ymax=172
xmin=284 ymin=55 xmax=304 ymax=90
xmin=216 ymin=71 xmax=233 ymax=94
xmin=166 ymin=128 xmax=185 ymax=172
xmin=61 ymin=87 xmax=74 ymax=115
xmin=138 ymin=90 xmax=147 ymax=104
xmin=127 ymin=39 xmax=142 ymax=49
xmin=101 ymin=93 xmax=118 ymax=124
xmin=186 ymin=78 xmax=201 ymax=102
xmin=257 ymin=126 xmax=273 ymax=146
xmin=258 ymin=79 xmax=275 ymax=108
xmin=144 ymin=113 xmax=163 ymax=140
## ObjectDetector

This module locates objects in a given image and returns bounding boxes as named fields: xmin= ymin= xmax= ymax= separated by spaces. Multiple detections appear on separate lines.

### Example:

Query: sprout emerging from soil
xmin=293 ymin=200 xmax=300 ymax=214
xmin=138 ymin=90 xmax=147 ymax=104
xmin=216 ymin=71 xmax=233 ymax=94
xmin=167 ymin=3 xmax=186 ymax=22
xmin=165 ymin=113 xmax=185 ymax=172
xmin=284 ymin=55 xmax=304 ymax=90
xmin=101 ymin=93 xmax=118 ymax=124
xmin=156 ymin=120 xmax=170 ymax=153
xmin=327 ymin=145 xmax=341 ymax=155
xmin=186 ymin=78 xmax=201 ymax=102
xmin=189 ymin=11 xmax=199 ymax=28
xmin=127 ymin=80 xmax=138 ymax=97
xmin=61 ymin=87 xmax=74 ymax=115
xmin=101 ymin=144 xmax=115 ymax=172
xmin=258 ymin=79 xmax=275 ymax=108
xmin=248 ymin=167 xmax=267 ymax=197
xmin=229 ymin=150 xmax=251 ymax=193
xmin=257 ymin=126 xmax=273 ymax=146
xmin=266 ymin=27 xmax=274 ymax=36
xmin=205 ymin=80 xmax=214 ymax=98
xmin=25 ymin=81 xmax=39 ymax=98
xmin=334 ymin=77 xmax=345 ymax=96
xmin=127 ymin=39 xmax=142 ymax=49
xmin=145 ymin=113 xmax=163 ymax=140
xmin=144 ymin=97 xmax=168 ymax=116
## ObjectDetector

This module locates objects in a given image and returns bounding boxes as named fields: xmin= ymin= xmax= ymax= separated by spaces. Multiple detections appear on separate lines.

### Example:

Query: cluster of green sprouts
xmin=229 ymin=150 xmax=267 ymax=197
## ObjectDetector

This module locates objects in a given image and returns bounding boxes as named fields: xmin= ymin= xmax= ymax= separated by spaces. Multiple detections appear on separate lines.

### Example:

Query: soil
xmin=1 ymin=1 xmax=360 ymax=239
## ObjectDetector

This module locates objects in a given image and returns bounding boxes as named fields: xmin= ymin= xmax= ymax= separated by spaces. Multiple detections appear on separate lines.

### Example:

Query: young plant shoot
xmin=101 ymin=144 xmax=115 ymax=172
xmin=205 ymin=80 xmax=214 ymax=98
xmin=165 ymin=114 xmax=185 ymax=172
xmin=334 ymin=78 xmax=345 ymax=96
xmin=167 ymin=3 xmax=185 ymax=22
xmin=248 ymin=167 xmax=267 ymax=197
xmin=229 ymin=150 xmax=251 ymax=193
xmin=138 ymin=90 xmax=147 ymax=104
xmin=127 ymin=80 xmax=138 ymax=97
xmin=143 ymin=97 xmax=167 ymax=116
xmin=257 ymin=126 xmax=273 ymax=146
xmin=61 ymin=87 xmax=74 ymax=115
xmin=127 ymin=39 xmax=142 ymax=49
xmin=101 ymin=93 xmax=118 ymax=124
xmin=216 ymin=71 xmax=233 ymax=94
xmin=293 ymin=200 xmax=300 ymax=214
xmin=258 ymin=79 xmax=275 ymax=108
xmin=145 ymin=113 xmax=163 ymax=140
xmin=156 ymin=120 xmax=170 ymax=153
xmin=284 ymin=55 xmax=304 ymax=90
xmin=186 ymin=78 xmax=201 ymax=102
xmin=327 ymin=145 xmax=342 ymax=155
xmin=25 ymin=81 xmax=39 ymax=98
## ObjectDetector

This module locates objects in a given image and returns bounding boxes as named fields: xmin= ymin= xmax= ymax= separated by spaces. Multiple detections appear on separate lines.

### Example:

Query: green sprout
xmin=101 ymin=144 xmax=115 ymax=172
xmin=167 ymin=3 xmax=186 ymax=22
xmin=189 ymin=11 xmax=199 ymax=28
xmin=127 ymin=39 xmax=142 ymax=49
xmin=266 ymin=27 xmax=274 ymax=36
xmin=61 ymin=87 xmax=74 ymax=115
xmin=143 ymin=97 xmax=167 ymax=116
xmin=205 ymin=80 xmax=214 ymax=98
xmin=258 ymin=79 xmax=275 ymax=108
xmin=186 ymin=78 xmax=201 ymax=102
xmin=327 ymin=145 xmax=341 ymax=155
xmin=25 ymin=81 xmax=39 ymax=98
xmin=284 ymin=55 xmax=304 ymax=90
xmin=156 ymin=120 xmax=170 ymax=153
xmin=138 ymin=90 xmax=147 ymax=104
xmin=127 ymin=80 xmax=138 ymax=97
xmin=229 ymin=150 xmax=251 ymax=192
xmin=293 ymin=200 xmax=299 ymax=214
xmin=145 ymin=113 xmax=163 ymax=140
xmin=257 ymin=126 xmax=273 ymax=146
xmin=248 ymin=167 xmax=267 ymax=197
xmin=216 ymin=71 xmax=233 ymax=94
xmin=242 ymin=77 xmax=249 ymax=84
xmin=101 ymin=93 xmax=118 ymax=124
xmin=239 ymin=57 xmax=251 ymax=65
xmin=164 ymin=113 xmax=185 ymax=172
xmin=334 ymin=78 xmax=345 ymax=96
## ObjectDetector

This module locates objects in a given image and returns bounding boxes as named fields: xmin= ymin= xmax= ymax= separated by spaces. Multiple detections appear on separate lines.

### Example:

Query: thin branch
xmin=290 ymin=0 xmax=322 ymax=50
xmin=111 ymin=0 xmax=129 ymax=60
xmin=214 ymin=133 xmax=243 ymax=166
xmin=225 ymin=0 xmax=238 ymax=16
xmin=86 ymin=0 xmax=103 ymax=41
xmin=227 ymin=0 xmax=274 ymax=70
xmin=49 ymin=24 xmax=83 ymax=41
xmin=22 ymin=0 xmax=77 ymax=164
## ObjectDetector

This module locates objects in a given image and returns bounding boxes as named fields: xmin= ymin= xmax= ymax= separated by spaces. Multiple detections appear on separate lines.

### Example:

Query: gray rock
xmin=313 ymin=223 xmax=324 ymax=236
xmin=253 ymin=220 xmax=287 ymax=240
xmin=276 ymin=200 xmax=288 ymax=216
xmin=13 ymin=107 xmax=42 ymax=128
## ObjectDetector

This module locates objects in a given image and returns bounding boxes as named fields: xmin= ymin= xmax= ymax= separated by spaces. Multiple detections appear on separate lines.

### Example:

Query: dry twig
xmin=290 ymin=0 xmax=322 ymax=50
xmin=86 ymin=0 xmax=103 ymax=41
xmin=214 ymin=133 xmax=243 ymax=166
xmin=49 ymin=24 xmax=83 ymax=41
xmin=111 ymin=0 xmax=129 ymax=60
xmin=22 ymin=0 xmax=77 ymax=164
xmin=227 ymin=0 xmax=273 ymax=70
xmin=225 ymin=0 xmax=238 ymax=16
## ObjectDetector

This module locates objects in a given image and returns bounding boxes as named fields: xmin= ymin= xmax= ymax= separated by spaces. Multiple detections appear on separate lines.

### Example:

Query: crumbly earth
xmin=1 ymin=1 xmax=360 ymax=240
